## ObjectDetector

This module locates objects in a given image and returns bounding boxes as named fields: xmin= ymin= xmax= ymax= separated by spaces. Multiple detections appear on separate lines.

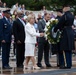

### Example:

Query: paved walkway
xmin=0 ymin=55 xmax=76 ymax=75
xmin=17 ymin=68 xmax=76 ymax=75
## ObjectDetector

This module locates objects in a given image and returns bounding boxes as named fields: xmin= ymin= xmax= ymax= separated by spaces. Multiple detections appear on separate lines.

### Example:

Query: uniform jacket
xmin=0 ymin=17 xmax=12 ymax=42
xmin=54 ymin=11 xmax=75 ymax=51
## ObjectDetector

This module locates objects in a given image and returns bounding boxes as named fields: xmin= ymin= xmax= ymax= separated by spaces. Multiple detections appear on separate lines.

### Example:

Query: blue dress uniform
xmin=54 ymin=10 xmax=75 ymax=69
xmin=0 ymin=10 xmax=12 ymax=69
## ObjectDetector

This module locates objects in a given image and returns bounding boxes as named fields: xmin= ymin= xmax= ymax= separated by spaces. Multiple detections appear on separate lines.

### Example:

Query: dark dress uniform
xmin=0 ymin=17 xmax=12 ymax=68
xmin=54 ymin=11 xmax=75 ymax=68
xmin=0 ymin=41 xmax=1 ymax=55
xmin=51 ymin=9 xmax=63 ymax=67
xmin=56 ymin=15 xmax=64 ymax=67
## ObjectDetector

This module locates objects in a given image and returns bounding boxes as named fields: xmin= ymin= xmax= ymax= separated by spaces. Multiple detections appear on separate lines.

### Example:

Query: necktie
xmin=7 ymin=19 xmax=10 ymax=24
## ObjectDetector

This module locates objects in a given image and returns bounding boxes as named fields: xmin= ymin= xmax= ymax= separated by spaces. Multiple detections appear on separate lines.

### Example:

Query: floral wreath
xmin=44 ymin=18 xmax=61 ymax=44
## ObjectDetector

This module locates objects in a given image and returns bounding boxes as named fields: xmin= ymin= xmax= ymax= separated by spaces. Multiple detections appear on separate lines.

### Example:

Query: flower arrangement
xmin=44 ymin=18 xmax=61 ymax=44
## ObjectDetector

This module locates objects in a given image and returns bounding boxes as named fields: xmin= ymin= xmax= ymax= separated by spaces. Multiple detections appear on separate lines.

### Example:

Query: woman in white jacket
xmin=24 ymin=14 xmax=44 ymax=70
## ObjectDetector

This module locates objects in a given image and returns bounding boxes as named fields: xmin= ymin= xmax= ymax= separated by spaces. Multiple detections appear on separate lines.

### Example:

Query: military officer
xmin=0 ymin=9 xmax=12 ymax=69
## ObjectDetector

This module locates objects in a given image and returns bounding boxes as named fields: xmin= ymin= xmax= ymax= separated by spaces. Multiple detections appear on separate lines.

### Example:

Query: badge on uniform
xmin=4 ymin=24 xmax=7 ymax=28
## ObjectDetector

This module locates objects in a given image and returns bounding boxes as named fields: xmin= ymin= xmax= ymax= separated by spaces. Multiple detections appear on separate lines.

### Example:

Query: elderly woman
xmin=24 ymin=14 xmax=44 ymax=70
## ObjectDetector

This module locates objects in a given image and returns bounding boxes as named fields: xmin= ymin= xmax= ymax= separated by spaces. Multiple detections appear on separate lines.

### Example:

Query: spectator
xmin=25 ymin=11 xmax=29 ymax=16
xmin=50 ymin=11 xmax=56 ymax=19
xmin=21 ymin=4 xmax=25 ymax=11
xmin=74 ymin=16 xmax=76 ymax=27
xmin=41 ymin=6 xmax=47 ymax=17
xmin=0 ymin=10 xmax=2 ymax=58
xmin=20 ymin=4 xmax=25 ymax=15
xmin=12 ymin=3 xmax=18 ymax=10
xmin=18 ymin=4 xmax=21 ymax=10
xmin=37 ymin=12 xmax=42 ymax=21
xmin=0 ymin=10 xmax=3 ymax=19
xmin=3 ymin=3 xmax=7 ymax=8
xmin=0 ymin=0 xmax=3 ymax=7
xmin=11 ymin=3 xmax=18 ymax=14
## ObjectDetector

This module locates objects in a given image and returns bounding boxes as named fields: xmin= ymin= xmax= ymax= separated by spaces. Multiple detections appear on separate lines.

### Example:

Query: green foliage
xmin=45 ymin=19 xmax=61 ymax=44
xmin=1 ymin=0 xmax=76 ymax=14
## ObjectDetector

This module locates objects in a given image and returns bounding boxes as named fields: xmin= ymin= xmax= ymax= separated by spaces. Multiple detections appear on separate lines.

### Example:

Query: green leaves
xmin=2 ymin=0 xmax=76 ymax=12
xmin=45 ymin=19 xmax=61 ymax=44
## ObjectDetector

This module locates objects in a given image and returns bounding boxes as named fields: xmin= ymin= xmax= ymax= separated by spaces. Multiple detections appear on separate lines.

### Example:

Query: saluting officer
xmin=54 ymin=5 xmax=75 ymax=69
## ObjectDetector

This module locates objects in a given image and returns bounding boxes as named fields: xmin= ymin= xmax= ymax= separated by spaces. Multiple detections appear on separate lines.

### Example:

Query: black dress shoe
xmin=40 ymin=66 xmax=45 ymax=69
xmin=59 ymin=67 xmax=65 ymax=69
xmin=37 ymin=64 xmax=43 ymax=68
xmin=17 ymin=65 xmax=23 ymax=68
xmin=65 ymin=67 xmax=71 ymax=69
xmin=59 ymin=66 xmax=65 ymax=69
xmin=57 ymin=64 xmax=60 ymax=67
xmin=46 ymin=64 xmax=52 ymax=67
xmin=3 ymin=66 xmax=12 ymax=69
xmin=37 ymin=65 xmax=44 ymax=69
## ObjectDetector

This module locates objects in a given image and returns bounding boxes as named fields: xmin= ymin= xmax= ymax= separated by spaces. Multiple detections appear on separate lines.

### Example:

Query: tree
xmin=1 ymin=0 xmax=76 ymax=14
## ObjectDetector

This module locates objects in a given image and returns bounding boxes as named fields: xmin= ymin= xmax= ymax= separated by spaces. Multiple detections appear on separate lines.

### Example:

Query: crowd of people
xmin=0 ymin=1 xmax=76 ymax=70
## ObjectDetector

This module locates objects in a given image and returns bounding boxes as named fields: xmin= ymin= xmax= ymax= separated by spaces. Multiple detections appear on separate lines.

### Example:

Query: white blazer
xmin=25 ymin=23 xmax=40 ymax=44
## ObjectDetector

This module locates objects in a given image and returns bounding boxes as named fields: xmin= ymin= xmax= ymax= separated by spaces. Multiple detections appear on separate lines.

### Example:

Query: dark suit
xmin=0 ymin=17 xmax=12 ymax=67
xmin=13 ymin=18 xmax=25 ymax=67
xmin=37 ymin=19 xmax=50 ymax=67
xmin=54 ymin=11 xmax=74 ymax=68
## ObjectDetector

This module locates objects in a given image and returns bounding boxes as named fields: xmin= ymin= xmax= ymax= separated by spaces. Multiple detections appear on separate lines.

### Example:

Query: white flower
xmin=44 ymin=27 xmax=47 ymax=39
xmin=44 ymin=21 xmax=50 ymax=32
xmin=55 ymin=19 xmax=58 ymax=22
xmin=44 ymin=32 xmax=47 ymax=40
xmin=44 ymin=21 xmax=50 ymax=40
xmin=50 ymin=18 xmax=55 ymax=22
xmin=46 ymin=21 xmax=50 ymax=26
xmin=44 ymin=26 xmax=48 ymax=32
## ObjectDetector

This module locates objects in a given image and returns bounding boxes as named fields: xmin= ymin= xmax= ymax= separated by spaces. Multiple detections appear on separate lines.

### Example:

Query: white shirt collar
xmin=4 ymin=17 xmax=8 ymax=21
xmin=18 ymin=18 xmax=25 ymax=26
xmin=43 ymin=19 xmax=46 ymax=23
